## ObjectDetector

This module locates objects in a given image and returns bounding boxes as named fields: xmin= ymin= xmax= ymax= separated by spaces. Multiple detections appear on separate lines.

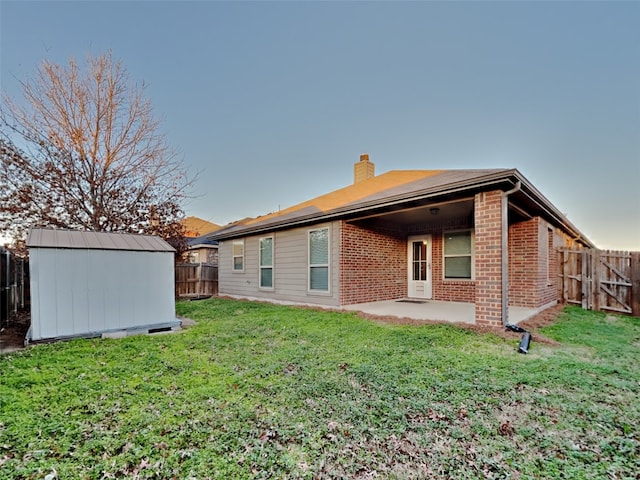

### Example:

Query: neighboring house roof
xmin=187 ymin=233 xmax=219 ymax=249
xmin=182 ymin=216 xmax=221 ymax=238
xmin=213 ymin=168 xmax=593 ymax=247
xmin=26 ymin=228 xmax=175 ymax=252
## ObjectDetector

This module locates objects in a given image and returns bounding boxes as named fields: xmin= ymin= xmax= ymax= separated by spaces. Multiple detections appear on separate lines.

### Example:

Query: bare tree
xmin=0 ymin=52 xmax=191 ymax=253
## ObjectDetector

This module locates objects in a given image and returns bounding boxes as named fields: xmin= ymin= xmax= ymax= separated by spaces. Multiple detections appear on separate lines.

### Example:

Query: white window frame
xmin=308 ymin=227 xmax=330 ymax=293
xmin=259 ymin=236 xmax=274 ymax=290
xmin=443 ymin=229 xmax=474 ymax=280
xmin=232 ymin=239 xmax=244 ymax=272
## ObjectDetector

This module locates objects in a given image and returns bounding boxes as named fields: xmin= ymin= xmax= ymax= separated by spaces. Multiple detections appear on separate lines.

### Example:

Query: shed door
xmin=408 ymin=235 xmax=432 ymax=299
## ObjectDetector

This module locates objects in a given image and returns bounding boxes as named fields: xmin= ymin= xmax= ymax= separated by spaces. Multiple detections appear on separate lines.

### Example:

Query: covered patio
xmin=342 ymin=299 xmax=552 ymax=325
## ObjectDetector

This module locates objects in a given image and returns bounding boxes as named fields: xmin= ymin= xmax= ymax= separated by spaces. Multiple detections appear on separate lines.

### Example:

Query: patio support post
xmin=501 ymin=192 xmax=509 ymax=326
xmin=474 ymin=190 xmax=505 ymax=327
xmin=501 ymin=181 xmax=521 ymax=326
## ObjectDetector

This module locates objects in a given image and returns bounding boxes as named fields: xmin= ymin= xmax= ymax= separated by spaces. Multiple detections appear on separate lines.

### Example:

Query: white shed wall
xmin=30 ymin=248 xmax=176 ymax=341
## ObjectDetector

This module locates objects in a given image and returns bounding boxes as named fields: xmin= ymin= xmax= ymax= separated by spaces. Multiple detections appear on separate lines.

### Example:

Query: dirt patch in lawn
xmin=0 ymin=311 xmax=30 ymax=354
xmin=356 ymin=302 xmax=565 ymax=346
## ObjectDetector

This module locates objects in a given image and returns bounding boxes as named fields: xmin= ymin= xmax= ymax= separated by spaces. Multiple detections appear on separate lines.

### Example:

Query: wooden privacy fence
xmin=1 ymin=250 xmax=29 ymax=328
xmin=175 ymin=263 xmax=218 ymax=299
xmin=558 ymin=248 xmax=640 ymax=316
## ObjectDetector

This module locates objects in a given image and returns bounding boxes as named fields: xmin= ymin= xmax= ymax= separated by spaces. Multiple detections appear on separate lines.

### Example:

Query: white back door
xmin=407 ymin=235 xmax=432 ymax=299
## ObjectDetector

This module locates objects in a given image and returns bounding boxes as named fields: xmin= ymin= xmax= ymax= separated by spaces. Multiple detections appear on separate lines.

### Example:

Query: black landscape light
xmin=518 ymin=332 xmax=532 ymax=354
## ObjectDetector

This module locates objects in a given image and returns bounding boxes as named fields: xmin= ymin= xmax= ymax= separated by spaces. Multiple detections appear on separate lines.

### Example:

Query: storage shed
xmin=27 ymin=228 xmax=179 ymax=342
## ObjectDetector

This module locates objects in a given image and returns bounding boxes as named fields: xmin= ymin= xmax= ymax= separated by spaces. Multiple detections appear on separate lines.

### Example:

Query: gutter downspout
xmin=502 ymin=181 xmax=521 ymax=326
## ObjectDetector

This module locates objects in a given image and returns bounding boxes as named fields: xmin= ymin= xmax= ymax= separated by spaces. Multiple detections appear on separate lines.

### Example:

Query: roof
xmin=212 ymin=167 xmax=593 ymax=247
xmin=182 ymin=216 xmax=221 ymax=238
xmin=213 ymin=169 xmax=508 ymax=238
xmin=26 ymin=228 xmax=176 ymax=252
xmin=187 ymin=234 xmax=219 ymax=248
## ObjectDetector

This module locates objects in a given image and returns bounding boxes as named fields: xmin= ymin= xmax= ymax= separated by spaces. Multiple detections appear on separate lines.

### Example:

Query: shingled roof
xmin=213 ymin=168 xmax=516 ymax=239
xmin=182 ymin=216 xmax=221 ymax=238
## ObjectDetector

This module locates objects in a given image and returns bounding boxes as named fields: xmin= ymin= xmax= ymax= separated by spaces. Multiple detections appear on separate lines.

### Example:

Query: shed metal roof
xmin=26 ymin=228 xmax=176 ymax=252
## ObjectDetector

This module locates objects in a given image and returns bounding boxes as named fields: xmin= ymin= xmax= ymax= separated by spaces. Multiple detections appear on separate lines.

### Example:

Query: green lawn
xmin=1 ymin=299 xmax=638 ymax=479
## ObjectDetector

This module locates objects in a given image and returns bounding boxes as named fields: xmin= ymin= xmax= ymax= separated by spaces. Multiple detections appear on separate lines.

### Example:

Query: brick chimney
xmin=354 ymin=153 xmax=375 ymax=183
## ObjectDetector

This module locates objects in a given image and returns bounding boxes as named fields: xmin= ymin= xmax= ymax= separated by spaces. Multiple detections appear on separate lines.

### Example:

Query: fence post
xmin=591 ymin=248 xmax=602 ymax=311
xmin=631 ymin=252 xmax=640 ymax=317
xmin=562 ymin=249 xmax=569 ymax=303
xmin=581 ymin=250 xmax=588 ymax=309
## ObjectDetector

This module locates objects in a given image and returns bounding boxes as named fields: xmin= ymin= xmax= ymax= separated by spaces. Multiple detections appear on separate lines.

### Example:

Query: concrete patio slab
xmin=342 ymin=299 xmax=547 ymax=325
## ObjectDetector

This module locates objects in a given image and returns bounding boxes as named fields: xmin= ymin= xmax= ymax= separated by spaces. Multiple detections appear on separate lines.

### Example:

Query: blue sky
xmin=1 ymin=1 xmax=639 ymax=250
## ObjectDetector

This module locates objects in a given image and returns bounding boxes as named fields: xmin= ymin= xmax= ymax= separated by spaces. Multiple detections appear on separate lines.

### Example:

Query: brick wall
xmin=508 ymin=217 xmax=561 ymax=308
xmin=474 ymin=190 xmax=504 ymax=327
xmin=339 ymin=221 xmax=406 ymax=304
xmin=508 ymin=218 xmax=539 ymax=307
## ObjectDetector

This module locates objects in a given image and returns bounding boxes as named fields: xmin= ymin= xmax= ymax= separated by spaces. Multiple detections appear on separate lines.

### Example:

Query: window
xmin=232 ymin=240 xmax=244 ymax=271
xmin=259 ymin=236 xmax=273 ymax=289
xmin=309 ymin=227 xmax=329 ymax=291
xmin=443 ymin=230 xmax=473 ymax=279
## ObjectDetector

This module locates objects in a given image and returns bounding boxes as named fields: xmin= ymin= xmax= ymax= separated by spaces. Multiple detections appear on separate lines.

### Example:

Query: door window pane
xmin=412 ymin=241 xmax=427 ymax=281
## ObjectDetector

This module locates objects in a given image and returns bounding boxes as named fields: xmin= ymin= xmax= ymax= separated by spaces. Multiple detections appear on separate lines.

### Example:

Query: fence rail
xmin=558 ymin=248 xmax=640 ymax=316
xmin=175 ymin=263 xmax=218 ymax=299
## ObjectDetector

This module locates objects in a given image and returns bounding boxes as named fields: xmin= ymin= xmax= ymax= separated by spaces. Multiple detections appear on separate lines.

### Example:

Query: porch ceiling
xmin=347 ymin=197 xmax=532 ymax=228
xmin=348 ymin=199 xmax=474 ymax=227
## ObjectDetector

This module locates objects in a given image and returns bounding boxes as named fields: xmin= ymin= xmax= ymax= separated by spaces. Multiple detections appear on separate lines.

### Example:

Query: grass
xmin=1 ymin=299 xmax=638 ymax=479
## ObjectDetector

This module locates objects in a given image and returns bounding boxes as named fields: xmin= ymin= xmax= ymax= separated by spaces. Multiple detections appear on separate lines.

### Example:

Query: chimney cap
xmin=359 ymin=153 xmax=369 ymax=162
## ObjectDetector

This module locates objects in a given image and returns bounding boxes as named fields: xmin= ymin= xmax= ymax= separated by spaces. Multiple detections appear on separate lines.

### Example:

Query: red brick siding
xmin=474 ymin=191 xmax=504 ymax=327
xmin=508 ymin=217 xmax=562 ymax=308
xmin=508 ymin=218 xmax=539 ymax=307
xmin=539 ymin=223 xmax=558 ymax=307
xmin=339 ymin=222 xmax=406 ymax=304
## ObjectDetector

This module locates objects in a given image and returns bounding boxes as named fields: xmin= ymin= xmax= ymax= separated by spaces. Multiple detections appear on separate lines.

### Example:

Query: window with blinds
xmin=443 ymin=230 xmax=473 ymax=279
xmin=232 ymin=240 xmax=244 ymax=271
xmin=259 ymin=236 xmax=273 ymax=289
xmin=309 ymin=227 xmax=329 ymax=291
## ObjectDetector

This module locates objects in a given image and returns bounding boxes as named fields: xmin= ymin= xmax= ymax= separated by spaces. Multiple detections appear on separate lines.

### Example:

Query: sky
xmin=1 ymin=0 xmax=639 ymax=250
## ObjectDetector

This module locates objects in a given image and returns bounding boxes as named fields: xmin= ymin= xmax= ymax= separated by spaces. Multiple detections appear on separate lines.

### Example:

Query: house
xmin=211 ymin=155 xmax=593 ymax=327
xmin=180 ymin=216 xmax=221 ymax=264
xmin=185 ymin=233 xmax=219 ymax=265
xmin=26 ymin=228 xmax=179 ymax=342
